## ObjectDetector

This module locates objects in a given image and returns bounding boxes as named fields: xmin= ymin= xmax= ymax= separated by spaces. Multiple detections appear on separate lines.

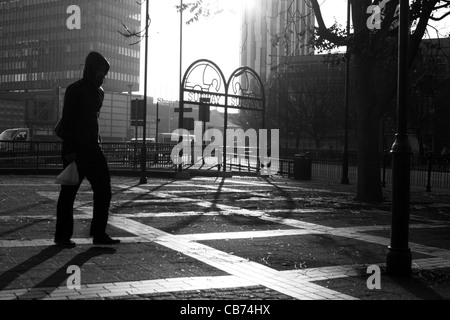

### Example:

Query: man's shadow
xmin=0 ymin=246 xmax=116 ymax=299
xmin=0 ymin=245 xmax=64 ymax=291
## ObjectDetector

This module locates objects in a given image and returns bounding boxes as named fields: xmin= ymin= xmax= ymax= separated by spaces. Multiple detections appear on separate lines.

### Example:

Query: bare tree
xmin=311 ymin=0 xmax=450 ymax=202
xmin=118 ymin=0 xmax=212 ymax=44
xmin=409 ymin=37 xmax=450 ymax=158
xmin=119 ymin=0 xmax=450 ymax=202
xmin=290 ymin=73 xmax=344 ymax=148
xmin=265 ymin=61 xmax=345 ymax=149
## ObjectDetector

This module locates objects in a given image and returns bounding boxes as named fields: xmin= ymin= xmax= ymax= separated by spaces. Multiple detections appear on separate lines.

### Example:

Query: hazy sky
xmin=142 ymin=0 xmax=348 ymax=101
xmin=143 ymin=0 xmax=243 ymax=101
xmin=140 ymin=0 xmax=448 ymax=101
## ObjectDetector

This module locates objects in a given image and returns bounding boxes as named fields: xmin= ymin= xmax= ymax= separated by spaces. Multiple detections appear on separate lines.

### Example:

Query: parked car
xmin=129 ymin=137 xmax=156 ymax=145
xmin=0 ymin=128 xmax=30 ymax=151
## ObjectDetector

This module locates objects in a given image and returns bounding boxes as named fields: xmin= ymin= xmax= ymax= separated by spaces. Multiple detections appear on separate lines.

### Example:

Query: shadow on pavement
xmin=262 ymin=177 xmax=296 ymax=213
xmin=0 ymin=218 xmax=52 ymax=238
xmin=0 ymin=246 xmax=117 ymax=300
xmin=389 ymin=274 xmax=445 ymax=300
xmin=110 ymin=180 xmax=176 ymax=214
xmin=156 ymin=177 xmax=227 ymax=233
xmin=0 ymin=245 xmax=65 ymax=291
xmin=111 ymin=178 xmax=207 ymax=234
xmin=0 ymin=199 xmax=55 ymax=216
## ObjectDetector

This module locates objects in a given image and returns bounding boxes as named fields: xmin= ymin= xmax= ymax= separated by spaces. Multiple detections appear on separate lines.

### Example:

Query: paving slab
xmin=0 ymin=174 xmax=449 ymax=316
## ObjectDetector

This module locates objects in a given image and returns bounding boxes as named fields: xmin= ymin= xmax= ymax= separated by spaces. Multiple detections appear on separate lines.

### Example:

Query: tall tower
xmin=0 ymin=0 xmax=141 ymax=93
xmin=0 ymin=0 xmax=141 ymax=136
xmin=240 ymin=0 xmax=315 ymax=83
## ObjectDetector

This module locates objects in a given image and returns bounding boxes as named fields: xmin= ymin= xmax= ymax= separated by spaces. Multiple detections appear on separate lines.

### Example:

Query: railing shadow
xmin=17 ymin=246 xmax=117 ymax=300
xmin=387 ymin=271 xmax=445 ymax=300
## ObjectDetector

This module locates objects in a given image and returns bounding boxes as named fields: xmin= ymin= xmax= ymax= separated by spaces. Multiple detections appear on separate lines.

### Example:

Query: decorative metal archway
xmin=180 ymin=59 xmax=266 ymax=171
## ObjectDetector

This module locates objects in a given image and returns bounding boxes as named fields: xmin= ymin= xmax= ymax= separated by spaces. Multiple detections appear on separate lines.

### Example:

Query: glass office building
xmin=0 ymin=0 xmax=141 ymax=93
xmin=240 ymin=0 xmax=315 ymax=83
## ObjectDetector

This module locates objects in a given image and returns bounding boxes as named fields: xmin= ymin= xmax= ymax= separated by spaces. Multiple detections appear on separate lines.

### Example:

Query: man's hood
xmin=82 ymin=51 xmax=110 ymax=80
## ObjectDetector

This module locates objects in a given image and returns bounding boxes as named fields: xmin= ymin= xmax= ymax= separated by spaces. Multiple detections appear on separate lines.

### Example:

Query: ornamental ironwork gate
xmin=179 ymin=59 xmax=266 ymax=172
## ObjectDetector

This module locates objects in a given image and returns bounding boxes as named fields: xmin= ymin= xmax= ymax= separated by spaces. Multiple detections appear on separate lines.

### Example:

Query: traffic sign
xmin=183 ymin=118 xmax=195 ymax=130
xmin=131 ymin=99 xmax=145 ymax=120
xmin=199 ymin=104 xmax=210 ymax=122
xmin=199 ymin=98 xmax=210 ymax=122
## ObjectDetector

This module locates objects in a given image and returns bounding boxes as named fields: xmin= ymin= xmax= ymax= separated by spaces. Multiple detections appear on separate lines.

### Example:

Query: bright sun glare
xmin=144 ymin=0 xmax=244 ymax=101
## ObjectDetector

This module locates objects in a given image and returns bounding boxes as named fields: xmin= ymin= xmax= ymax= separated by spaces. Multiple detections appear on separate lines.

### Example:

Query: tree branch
xmin=430 ymin=10 xmax=450 ymax=20
xmin=309 ymin=0 xmax=347 ymax=46
xmin=409 ymin=0 xmax=440 ymax=66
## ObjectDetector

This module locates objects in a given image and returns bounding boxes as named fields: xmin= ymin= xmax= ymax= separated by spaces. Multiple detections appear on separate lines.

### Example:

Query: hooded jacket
xmin=60 ymin=52 xmax=110 ymax=154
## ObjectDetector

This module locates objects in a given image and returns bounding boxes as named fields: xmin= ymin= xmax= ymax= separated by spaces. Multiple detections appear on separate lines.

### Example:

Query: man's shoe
xmin=93 ymin=234 xmax=120 ymax=245
xmin=54 ymin=239 xmax=76 ymax=248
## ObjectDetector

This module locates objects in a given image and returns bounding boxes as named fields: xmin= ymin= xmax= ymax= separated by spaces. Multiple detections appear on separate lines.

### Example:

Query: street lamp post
xmin=386 ymin=0 xmax=412 ymax=277
xmin=341 ymin=0 xmax=351 ymax=185
xmin=177 ymin=0 xmax=184 ymax=172
xmin=127 ymin=84 xmax=133 ymax=141
xmin=140 ymin=0 xmax=149 ymax=184
xmin=156 ymin=102 xmax=160 ymax=144
xmin=155 ymin=102 xmax=160 ymax=163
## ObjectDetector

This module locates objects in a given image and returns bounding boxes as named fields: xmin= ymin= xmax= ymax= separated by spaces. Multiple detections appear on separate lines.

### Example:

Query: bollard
xmin=426 ymin=152 xmax=432 ymax=192
xmin=293 ymin=153 xmax=312 ymax=180
xmin=382 ymin=149 xmax=388 ymax=188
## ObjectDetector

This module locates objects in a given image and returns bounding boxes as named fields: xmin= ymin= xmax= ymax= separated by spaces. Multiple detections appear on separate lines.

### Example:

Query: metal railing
xmin=277 ymin=148 xmax=450 ymax=191
xmin=0 ymin=140 xmax=62 ymax=169
xmin=0 ymin=141 xmax=263 ymax=173
xmin=1 ymin=141 xmax=449 ymax=191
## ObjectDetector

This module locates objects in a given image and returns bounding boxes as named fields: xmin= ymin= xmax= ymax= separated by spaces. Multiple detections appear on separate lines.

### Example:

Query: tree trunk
xmin=354 ymin=55 xmax=384 ymax=202
xmin=314 ymin=137 xmax=321 ymax=149
xmin=356 ymin=116 xmax=384 ymax=202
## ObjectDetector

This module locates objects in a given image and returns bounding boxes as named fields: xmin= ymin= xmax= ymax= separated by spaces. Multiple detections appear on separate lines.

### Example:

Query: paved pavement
xmin=0 ymin=173 xmax=449 ymax=308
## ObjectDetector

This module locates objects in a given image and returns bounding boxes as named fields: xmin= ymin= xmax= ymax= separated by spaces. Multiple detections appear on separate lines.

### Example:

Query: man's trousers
xmin=55 ymin=146 xmax=112 ymax=241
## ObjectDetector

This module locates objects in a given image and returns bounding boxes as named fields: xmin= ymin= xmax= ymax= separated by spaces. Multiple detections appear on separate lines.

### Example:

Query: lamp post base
xmin=139 ymin=176 xmax=148 ymax=184
xmin=386 ymin=246 xmax=412 ymax=277
xmin=140 ymin=146 xmax=147 ymax=185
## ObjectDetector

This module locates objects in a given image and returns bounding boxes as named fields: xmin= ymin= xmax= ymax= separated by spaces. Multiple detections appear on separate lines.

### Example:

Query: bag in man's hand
xmin=56 ymin=161 xmax=79 ymax=186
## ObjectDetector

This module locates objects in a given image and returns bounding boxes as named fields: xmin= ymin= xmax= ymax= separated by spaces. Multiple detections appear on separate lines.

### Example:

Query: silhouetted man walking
xmin=54 ymin=51 xmax=120 ymax=248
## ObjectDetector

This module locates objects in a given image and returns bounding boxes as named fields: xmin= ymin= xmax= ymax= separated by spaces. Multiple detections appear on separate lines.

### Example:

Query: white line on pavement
xmin=2 ymin=180 xmax=450 ymax=300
